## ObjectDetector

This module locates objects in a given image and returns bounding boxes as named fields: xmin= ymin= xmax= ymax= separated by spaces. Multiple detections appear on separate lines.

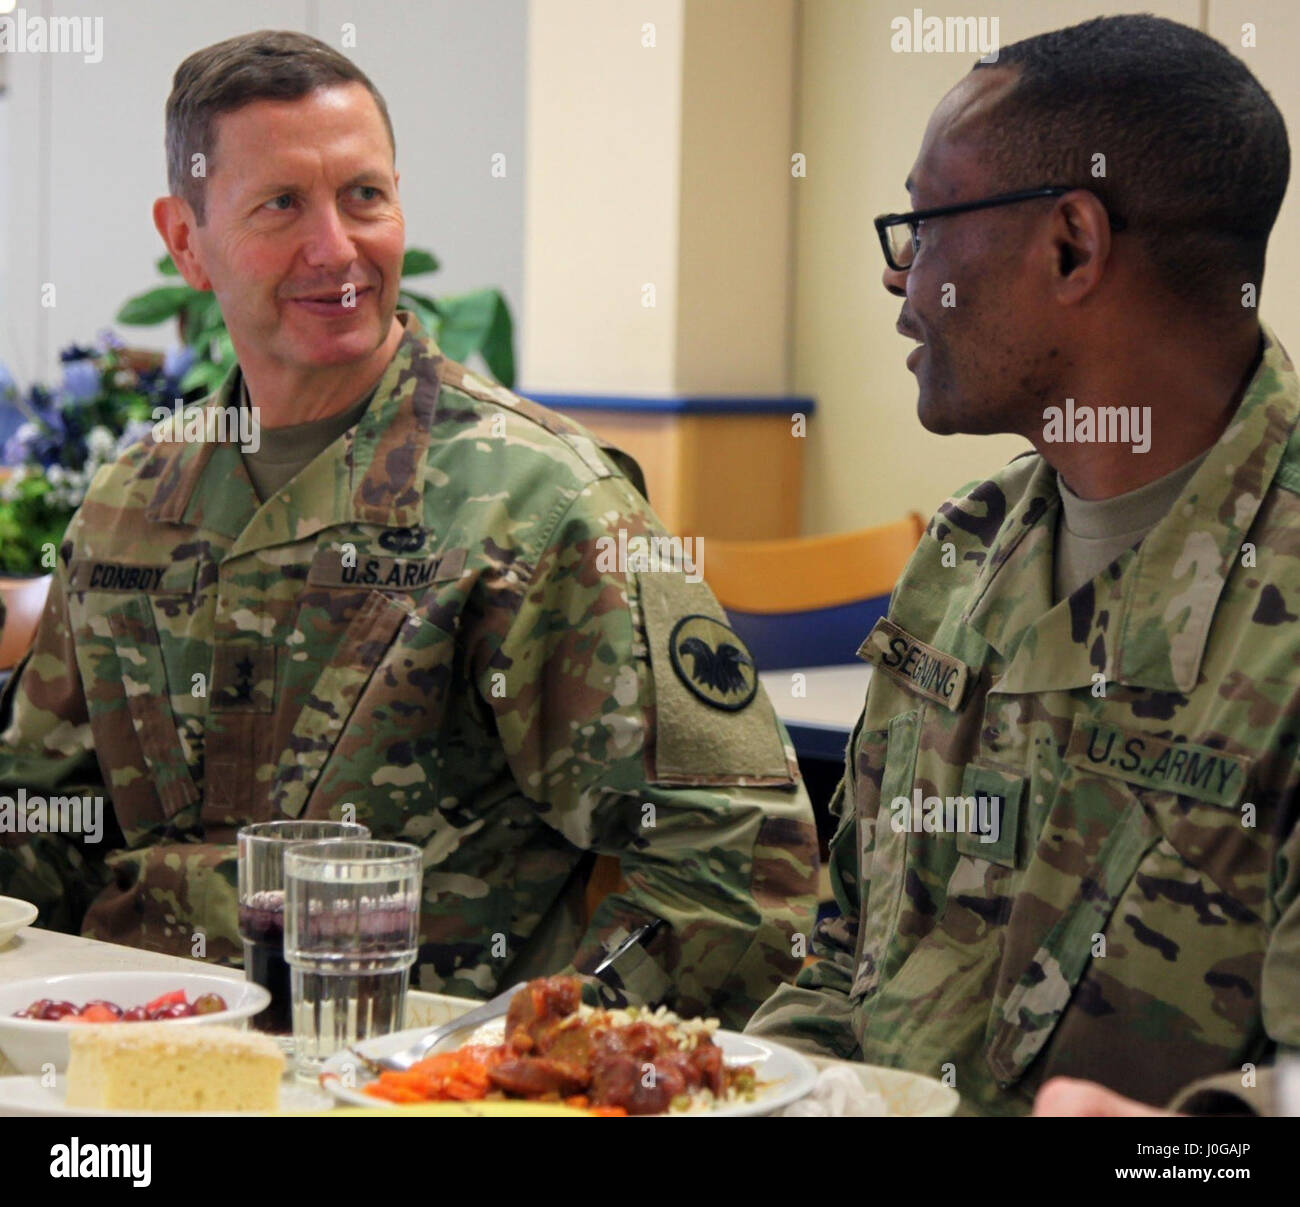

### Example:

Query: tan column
xmin=522 ymin=0 xmax=802 ymax=538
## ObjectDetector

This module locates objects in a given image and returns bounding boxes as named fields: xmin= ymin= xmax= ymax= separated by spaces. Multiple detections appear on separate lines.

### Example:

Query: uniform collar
xmin=145 ymin=311 xmax=444 ymax=554
xmin=948 ymin=324 xmax=1297 ymax=695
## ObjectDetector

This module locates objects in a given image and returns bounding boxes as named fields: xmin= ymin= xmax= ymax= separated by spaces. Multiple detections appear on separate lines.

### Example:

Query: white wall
xmin=0 ymin=0 xmax=526 ymax=386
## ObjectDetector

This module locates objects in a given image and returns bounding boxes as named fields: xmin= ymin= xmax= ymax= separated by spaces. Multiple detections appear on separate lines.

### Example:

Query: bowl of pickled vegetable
xmin=0 ymin=971 xmax=269 ymax=1074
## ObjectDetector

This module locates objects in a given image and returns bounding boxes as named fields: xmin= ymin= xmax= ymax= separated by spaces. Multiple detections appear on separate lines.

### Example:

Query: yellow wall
xmin=524 ymin=0 xmax=685 ymax=393
xmin=676 ymin=0 xmax=797 ymax=392
xmin=794 ymin=0 xmax=1298 ymax=533
xmin=523 ymin=0 xmax=798 ymax=396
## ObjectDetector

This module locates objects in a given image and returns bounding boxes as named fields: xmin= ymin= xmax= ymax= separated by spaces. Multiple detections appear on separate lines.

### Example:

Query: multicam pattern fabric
xmin=748 ymin=324 xmax=1300 ymax=1113
xmin=0 ymin=311 xmax=817 ymax=1029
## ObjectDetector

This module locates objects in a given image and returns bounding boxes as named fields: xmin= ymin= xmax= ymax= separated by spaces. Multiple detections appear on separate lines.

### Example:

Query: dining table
xmin=0 ymin=922 xmax=957 ymax=1117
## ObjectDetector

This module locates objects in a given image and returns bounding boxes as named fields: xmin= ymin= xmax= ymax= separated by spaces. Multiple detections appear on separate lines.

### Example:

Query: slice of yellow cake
xmin=65 ymin=1023 xmax=285 ymax=1112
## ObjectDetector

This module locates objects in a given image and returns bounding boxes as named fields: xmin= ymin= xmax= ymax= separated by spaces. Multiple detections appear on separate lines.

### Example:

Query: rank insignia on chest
xmin=377 ymin=526 xmax=426 ymax=554
xmin=668 ymin=615 xmax=758 ymax=711
xmin=857 ymin=617 xmax=971 ymax=711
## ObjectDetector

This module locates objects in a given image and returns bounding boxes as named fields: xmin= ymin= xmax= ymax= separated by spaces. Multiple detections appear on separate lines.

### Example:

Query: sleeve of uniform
xmin=483 ymin=478 xmax=819 ymax=1030
xmin=0 ymin=565 xmax=114 ymax=932
xmin=1165 ymin=1065 xmax=1279 ymax=1115
xmin=744 ymin=720 xmax=866 ymax=1060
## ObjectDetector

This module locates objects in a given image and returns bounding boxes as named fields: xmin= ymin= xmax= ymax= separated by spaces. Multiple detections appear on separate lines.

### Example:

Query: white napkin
xmin=779 ymin=1065 xmax=889 ymax=1117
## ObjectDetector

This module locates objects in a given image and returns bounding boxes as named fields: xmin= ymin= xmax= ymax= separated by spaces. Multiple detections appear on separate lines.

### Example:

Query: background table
xmin=759 ymin=662 xmax=873 ymax=763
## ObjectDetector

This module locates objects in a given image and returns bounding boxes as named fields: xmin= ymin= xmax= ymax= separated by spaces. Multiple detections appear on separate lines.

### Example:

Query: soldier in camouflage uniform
xmin=0 ymin=32 xmax=817 ymax=1030
xmin=751 ymin=326 xmax=1300 ymax=1111
xmin=748 ymin=17 xmax=1300 ymax=1114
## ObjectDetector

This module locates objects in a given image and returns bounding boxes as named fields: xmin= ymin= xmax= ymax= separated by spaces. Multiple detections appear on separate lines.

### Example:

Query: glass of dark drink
xmin=237 ymin=820 xmax=369 ymax=1045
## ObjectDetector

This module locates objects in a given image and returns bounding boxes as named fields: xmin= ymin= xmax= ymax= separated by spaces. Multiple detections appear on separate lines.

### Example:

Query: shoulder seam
xmin=439 ymin=364 xmax=617 ymax=483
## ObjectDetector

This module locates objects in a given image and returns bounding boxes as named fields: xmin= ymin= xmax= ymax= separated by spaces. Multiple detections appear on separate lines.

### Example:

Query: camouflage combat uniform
xmin=748 ymin=325 xmax=1300 ymax=1113
xmin=0 ymin=311 xmax=817 ymax=1028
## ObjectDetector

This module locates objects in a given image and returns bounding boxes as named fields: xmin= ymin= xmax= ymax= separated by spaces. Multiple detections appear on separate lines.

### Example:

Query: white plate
xmin=321 ymin=1024 xmax=819 ymax=1117
xmin=0 ymin=897 xmax=37 ymax=947
xmin=0 ymin=971 xmax=269 ymax=1075
xmin=808 ymin=1057 xmax=960 ymax=1117
xmin=0 ymin=1072 xmax=331 ymax=1117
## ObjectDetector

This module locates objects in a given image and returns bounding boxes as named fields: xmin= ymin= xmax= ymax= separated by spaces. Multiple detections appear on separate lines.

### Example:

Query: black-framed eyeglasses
xmin=874 ymin=185 xmax=1127 ymax=271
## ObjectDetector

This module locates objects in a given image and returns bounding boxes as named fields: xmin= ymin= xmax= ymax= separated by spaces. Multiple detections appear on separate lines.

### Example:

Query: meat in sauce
xmin=484 ymin=976 xmax=751 ymax=1115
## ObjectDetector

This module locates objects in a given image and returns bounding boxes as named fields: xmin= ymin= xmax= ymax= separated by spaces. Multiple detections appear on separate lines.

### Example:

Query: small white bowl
xmin=0 ymin=971 xmax=269 ymax=1075
xmin=0 ymin=897 xmax=38 ymax=947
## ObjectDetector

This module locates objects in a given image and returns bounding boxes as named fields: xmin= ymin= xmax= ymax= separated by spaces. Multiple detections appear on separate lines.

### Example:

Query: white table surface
xmin=759 ymin=663 xmax=872 ymax=732
xmin=0 ymin=925 xmax=248 ymax=986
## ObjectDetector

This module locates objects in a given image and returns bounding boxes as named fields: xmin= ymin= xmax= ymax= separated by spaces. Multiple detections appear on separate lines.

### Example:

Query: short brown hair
xmin=165 ymin=30 xmax=396 ymax=223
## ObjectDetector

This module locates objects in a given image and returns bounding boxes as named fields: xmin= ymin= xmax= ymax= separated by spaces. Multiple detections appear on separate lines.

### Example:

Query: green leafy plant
xmin=116 ymin=247 xmax=516 ymax=390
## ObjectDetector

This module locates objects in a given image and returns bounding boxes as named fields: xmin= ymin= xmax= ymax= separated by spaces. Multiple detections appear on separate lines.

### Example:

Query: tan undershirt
xmin=239 ymin=376 xmax=377 ymax=502
xmin=1053 ymin=450 xmax=1210 ymax=603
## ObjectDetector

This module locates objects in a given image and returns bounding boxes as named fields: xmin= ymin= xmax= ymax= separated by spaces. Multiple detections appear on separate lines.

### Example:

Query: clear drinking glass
xmin=283 ymin=839 xmax=422 ymax=1079
xmin=237 ymin=820 xmax=370 ymax=1040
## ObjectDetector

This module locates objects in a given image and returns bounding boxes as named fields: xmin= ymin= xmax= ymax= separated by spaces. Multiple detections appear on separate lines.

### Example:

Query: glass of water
xmin=283 ymin=839 xmax=422 ymax=1079
xmin=237 ymin=820 xmax=370 ymax=1041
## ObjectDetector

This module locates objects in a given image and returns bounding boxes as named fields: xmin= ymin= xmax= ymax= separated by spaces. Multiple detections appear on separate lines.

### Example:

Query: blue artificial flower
xmin=9 ymin=387 xmax=76 ymax=469
xmin=163 ymin=344 xmax=196 ymax=382
xmin=1 ymin=422 xmax=30 ymax=467
xmin=61 ymin=358 xmax=100 ymax=402
xmin=0 ymin=366 xmax=18 ymax=461
xmin=4 ymin=415 xmax=46 ymax=467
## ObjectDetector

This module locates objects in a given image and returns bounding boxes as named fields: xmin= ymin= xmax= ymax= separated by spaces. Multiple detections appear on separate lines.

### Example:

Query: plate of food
xmin=320 ymin=975 xmax=818 ymax=1117
xmin=0 ymin=971 xmax=270 ymax=1074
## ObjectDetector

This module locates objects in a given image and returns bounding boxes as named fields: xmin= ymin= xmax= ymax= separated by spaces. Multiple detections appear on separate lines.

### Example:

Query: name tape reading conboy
xmin=69 ymin=560 xmax=196 ymax=594
xmin=857 ymin=617 xmax=971 ymax=711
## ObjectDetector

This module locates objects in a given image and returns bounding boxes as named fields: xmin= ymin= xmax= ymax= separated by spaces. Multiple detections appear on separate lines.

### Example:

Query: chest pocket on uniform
xmin=984 ymin=759 xmax=1160 ymax=1087
xmin=269 ymin=593 xmax=456 ymax=823
xmin=850 ymin=707 xmax=922 ymax=1002
xmin=104 ymin=595 xmax=201 ymax=823
xmin=68 ymin=553 xmax=201 ymax=837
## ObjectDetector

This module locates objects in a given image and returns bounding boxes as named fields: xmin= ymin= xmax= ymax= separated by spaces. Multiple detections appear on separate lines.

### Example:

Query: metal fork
xmin=345 ymin=918 xmax=665 ymax=1075
xmin=348 ymin=981 xmax=528 ymax=1075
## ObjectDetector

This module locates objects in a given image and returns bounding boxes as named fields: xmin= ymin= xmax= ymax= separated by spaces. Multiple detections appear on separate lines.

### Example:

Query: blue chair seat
xmin=724 ymin=594 xmax=890 ymax=672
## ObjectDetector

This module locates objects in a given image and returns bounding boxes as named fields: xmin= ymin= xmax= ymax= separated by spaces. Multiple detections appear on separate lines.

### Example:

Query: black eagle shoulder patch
xmin=668 ymin=615 xmax=758 ymax=711
xmin=637 ymin=570 xmax=794 ymax=785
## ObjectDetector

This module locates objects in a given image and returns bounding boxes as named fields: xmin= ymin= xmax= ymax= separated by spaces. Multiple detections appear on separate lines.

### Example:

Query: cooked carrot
xmin=361 ymin=1047 xmax=500 ymax=1104
xmin=360 ymin=1035 xmax=634 ymax=1114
